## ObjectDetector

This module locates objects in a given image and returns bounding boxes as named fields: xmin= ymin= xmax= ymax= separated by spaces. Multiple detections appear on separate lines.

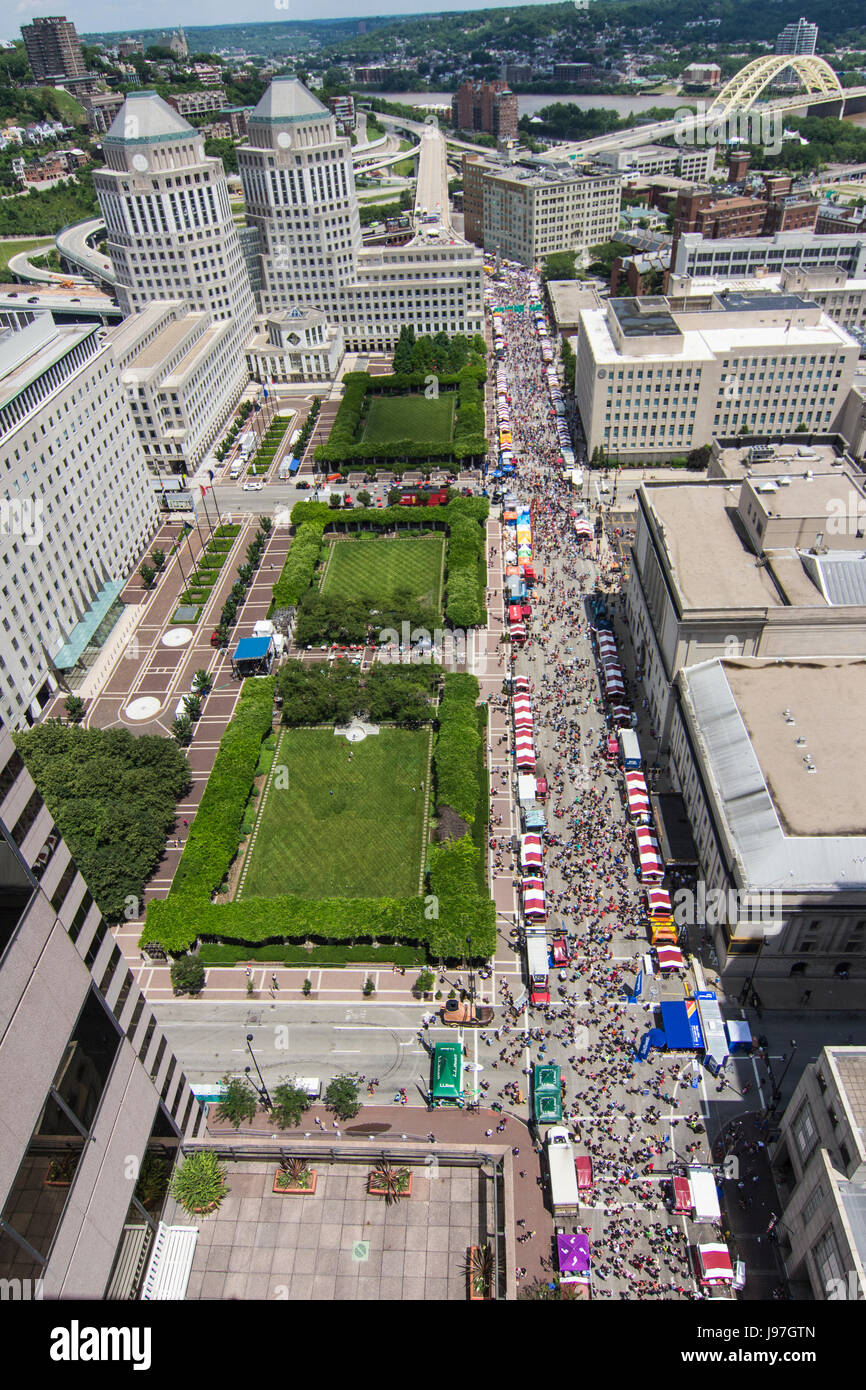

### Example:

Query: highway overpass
xmin=54 ymin=218 xmax=116 ymax=289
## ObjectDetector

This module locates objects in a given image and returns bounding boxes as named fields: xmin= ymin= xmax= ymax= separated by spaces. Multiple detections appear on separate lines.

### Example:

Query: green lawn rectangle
xmin=321 ymin=535 xmax=444 ymax=617
xmin=240 ymin=727 xmax=431 ymax=900
xmin=360 ymin=393 xmax=455 ymax=446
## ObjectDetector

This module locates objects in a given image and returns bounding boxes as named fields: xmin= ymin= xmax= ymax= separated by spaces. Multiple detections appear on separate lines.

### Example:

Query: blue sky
xmin=7 ymin=0 xmax=527 ymax=44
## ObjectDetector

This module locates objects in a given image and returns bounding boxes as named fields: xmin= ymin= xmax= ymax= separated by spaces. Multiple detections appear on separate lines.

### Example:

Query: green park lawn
xmin=0 ymin=237 xmax=54 ymax=276
xmin=321 ymin=534 xmax=445 ymax=617
xmin=239 ymin=726 xmax=432 ymax=900
xmin=360 ymin=392 xmax=455 ymax=447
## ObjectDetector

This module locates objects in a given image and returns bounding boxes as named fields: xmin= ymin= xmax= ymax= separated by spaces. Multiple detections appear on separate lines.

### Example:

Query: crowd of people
xmin=488 ymin=263 xmax=713 ymax=1299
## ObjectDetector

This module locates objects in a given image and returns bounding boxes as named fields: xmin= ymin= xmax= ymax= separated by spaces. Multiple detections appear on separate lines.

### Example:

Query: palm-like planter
xmin=465 ymin=1243 xmax=494 ymax=1301
xmin=45 ymin=1152 xmax=79 ymax=1187
xmin=169 ymin=1151 xmax=228 ymax=1216
xmin=368 ymin=1162 xmax=412 ymax=1204
xmin=273 ymin=1156 xmax=317 ymax=1194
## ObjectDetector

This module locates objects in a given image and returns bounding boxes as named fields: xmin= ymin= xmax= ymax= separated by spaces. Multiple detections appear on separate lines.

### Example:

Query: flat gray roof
xmin=680 ymin=657 xmax=866 ymax=891
xmin=722 ymin=658 xmax=866 ymax=837
xmin=644 ymin=483 xmax=784 ymax=610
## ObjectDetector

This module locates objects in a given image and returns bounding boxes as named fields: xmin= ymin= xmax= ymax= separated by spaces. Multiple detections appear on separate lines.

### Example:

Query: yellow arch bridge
xmin=708 ymin=54 xmax=843 ymax=118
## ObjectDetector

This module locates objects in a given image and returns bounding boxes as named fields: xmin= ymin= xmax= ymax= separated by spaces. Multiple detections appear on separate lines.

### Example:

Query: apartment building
xmin=166 ymin=89 xmax=227 ymax=118
xmin=667 ymin=265 xmax=866 ymax=333
xmin=21 ymin=15 xmax=85 ymax=84
xmin=574 ymin=293 xmax=859 ymax=462
xmin=93 ymin=91 xmax=256 ymax=354
xmin=451 ymin=81 xmax=518 ymax=141
xmin=668 ymin=655 xmax=866 ymax=1000
xmin=108 ymin=301 xmax=246 ymax=475
xmin=462 ymin=152 xmax=621 ymax=265
xmin=84 ymin=92 xmax=124 ymax=136
xmin=626 ymin=467 xmax=866 ymax=754
xmin=682 ymin=62 xmax=721 ymax=86
xmin=669 ymin=230 xmax=866 ymax=284
xmin=0 ymin=313 xmax=159 ymax=730
xmin=0 ymin=725 xmax=205 ymax=1297
xmin=771 ymin=1047 xmax=866 ymax=1300
xmin=595 ymin=144 xmax=715 ymax=182
xmin=553 ymin=62 xmax=594 ymax=82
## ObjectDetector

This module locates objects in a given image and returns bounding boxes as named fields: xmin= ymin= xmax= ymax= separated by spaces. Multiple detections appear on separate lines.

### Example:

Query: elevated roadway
xmin=54 ymin=217 xmax=116 ymax=289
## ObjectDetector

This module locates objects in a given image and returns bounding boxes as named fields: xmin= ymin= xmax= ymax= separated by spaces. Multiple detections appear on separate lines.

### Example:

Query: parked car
xmin=243 ymin=478 xmax=263 ymax=491
xmin=295 ymin=480 xmax=310 ymax=490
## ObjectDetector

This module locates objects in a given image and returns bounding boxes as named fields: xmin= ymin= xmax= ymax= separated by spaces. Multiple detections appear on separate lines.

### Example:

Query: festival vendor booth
xmin=524 ymin=802 xmax=546 ymax=834
xmin=557 ymin=1234 xmax=592 ymax=1296
xmin=515 ymin=736 xmax=537 ymax=771
xmin=552 ymin=933 xmax=570 ymax=966
xmin=624 ymin=770 xmax=651 ymax=824
xmin=634 ymin=826 xmax=664 ymax=882
xmin=510 ymin=619 xmax=527 ymax=646
xmin=655 ymin=943 xmax=685 ymax=973
xmin=230 ymin=635 xmax=274 ymax=678
xmin=575 ymin=1154 xmax=594 ymax=1190
xmin=670 ymin=1175 xmax=692 ymax=1215
xmin=694 ymin=1243 xmax=734 ymax=1288
xmin=609 ymin=703 xmax=634 ymax=729
xmin=659 ymin=998 xmax=704 ymax=1051
xmin=522 ymin=877 xmax=548 ymax=921
xmin=520 ymin=833 xmax=544 ymax=872
xmin=574 ymin=516 xmax=594 ymax=542
xmin=515 ymin=676 xmax=531 ymax=694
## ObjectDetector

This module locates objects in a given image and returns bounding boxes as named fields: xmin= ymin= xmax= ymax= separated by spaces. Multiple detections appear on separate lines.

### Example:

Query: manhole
xmin=351 ymin=1241 xmax=370 ymax=1262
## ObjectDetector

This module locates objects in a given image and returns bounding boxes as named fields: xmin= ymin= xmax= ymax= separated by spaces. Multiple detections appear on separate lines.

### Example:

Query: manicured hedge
xmin=143 ymin=890 xmax=495 ymax=960
xmin=314 ymin=367 xmax=488 ymax=468
xmin=434 ymin=673 xmax=482 ymax=823
xmin=271 ymin=522 xmax=324 ymax=610
xmin=198 ymin=942 xmax=428 ymax=966
xmin=445 ymin=514 xmax=486 ymax=627
xmin=169 ymin=677 xmax=275 ymax=900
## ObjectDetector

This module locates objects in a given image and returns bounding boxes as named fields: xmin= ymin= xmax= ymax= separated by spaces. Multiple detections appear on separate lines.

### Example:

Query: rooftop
xmin=249 ymin=77 xmax=327 ymax=124
xmin=105 ymin=91 xmax=193 ymax=143
xmin=679 ymin=658 xmax=866 ymax=892
xmin=609 ymin=296 xmax=680 ymax=338
xmin=643 ymin=482 xmax=784 ymax=610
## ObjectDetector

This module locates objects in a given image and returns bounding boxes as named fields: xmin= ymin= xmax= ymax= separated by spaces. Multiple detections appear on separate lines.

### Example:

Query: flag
xmin=200 ymin=483 xmax=210 ymax=497
xmin=263 ymin=387 xmax=269 ymax=400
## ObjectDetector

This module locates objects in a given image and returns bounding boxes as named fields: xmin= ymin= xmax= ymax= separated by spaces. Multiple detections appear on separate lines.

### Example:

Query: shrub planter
xmin=368 ymin=1170 xmax=412 ymax=1199
xmin=273 ymin=1170 xmax=317 ymax=1195
xmin=466 ymin=1243 xmax=494 ymax=1300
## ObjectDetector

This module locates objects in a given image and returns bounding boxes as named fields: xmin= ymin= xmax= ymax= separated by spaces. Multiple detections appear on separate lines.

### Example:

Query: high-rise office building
xmin=238 ymin=78 xmax=484 ymax=351
xmin=0 ymin=313 xmax=159 ymax=731
xmin=451 ymin=81 xmax=518 ymax=141
xmin=238 ymin=79 xmax=362 ymax=321
xmin=93 ymin=91 xmax=256 ymax=356
xmin=0 ymin=724 xmax=205 ymax=1296
xmin=20 ymin=15 xmax=85 ymax=84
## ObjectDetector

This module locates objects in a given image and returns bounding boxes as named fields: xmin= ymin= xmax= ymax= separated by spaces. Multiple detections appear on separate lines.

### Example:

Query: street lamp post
xmin=245 ymin=1033 xmax=272 ymax=1111
xmin=768 ymin=1039 xmax=797 ymax=1116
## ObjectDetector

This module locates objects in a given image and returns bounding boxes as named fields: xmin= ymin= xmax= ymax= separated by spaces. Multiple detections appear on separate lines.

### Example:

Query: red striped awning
xmin=522 ymin=877 xmax=547 ymax=917
xmin=635 ymin=826 xmax=664 ymax=881
xmin=521 ymin=834 xmax=544 ymax=869
xmin=656 ymin=945 xmax=685 ymax=971
xmin=647 ymin=888 xmax=672 ymax=915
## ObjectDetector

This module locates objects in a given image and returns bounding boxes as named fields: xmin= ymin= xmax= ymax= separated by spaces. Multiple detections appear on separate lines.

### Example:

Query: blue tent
xmin=231 ymin=635 xmax=273 ymax=677
xmin=660 ymin=1000 xmax=705 ymax=1050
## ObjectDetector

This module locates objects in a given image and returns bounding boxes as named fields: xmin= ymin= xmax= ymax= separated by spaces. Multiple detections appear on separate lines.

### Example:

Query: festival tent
xmin=522 ymin=877 xmax=547 ymax=918
xmin=696 ymin=1244 xmax=734 ymax=1285
xmin=655 ymin=945 xmax=685 ymax=972
xmin=520 ymin=834 xmax=544 ymax=870
xmin=635 ymin=826 xmax=664 ymax=881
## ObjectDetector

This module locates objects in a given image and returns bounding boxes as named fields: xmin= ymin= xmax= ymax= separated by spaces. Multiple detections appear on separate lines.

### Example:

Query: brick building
xmin=451 ymin=81 xmax=518 ymax=141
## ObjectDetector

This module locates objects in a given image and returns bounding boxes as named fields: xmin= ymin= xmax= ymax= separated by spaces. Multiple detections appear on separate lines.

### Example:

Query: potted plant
xmin=273 ymin=1156 xmax=317 ymax=1195
xmin=363 ymin=976 xmax=375 ymax=996
xmin=169 ymin=1150 xmax=228 ymax=1215
xmin=368 ymin=1162 xmax=412 ymax=1203
xmin=465 ymin=1243 xmax=494 ymax=1301
xmin=302 ymin=978 xmax=312 ymax=997
xmin=45 ymin=1152 xmax=79 ymax=1187
xmin=134 ymin=1152 xmax=171 ymax=1212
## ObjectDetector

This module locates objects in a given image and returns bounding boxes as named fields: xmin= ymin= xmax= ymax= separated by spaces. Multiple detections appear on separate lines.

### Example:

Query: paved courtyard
xmin=173 ymin=1158 xmax=494 ymax=1301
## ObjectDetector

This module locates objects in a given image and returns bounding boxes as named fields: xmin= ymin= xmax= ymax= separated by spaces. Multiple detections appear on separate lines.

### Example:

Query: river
xmin=378 ymin=91 xmax=686 ymax=119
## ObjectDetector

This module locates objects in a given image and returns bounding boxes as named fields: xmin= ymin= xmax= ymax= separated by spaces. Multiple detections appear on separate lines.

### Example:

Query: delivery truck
xmin=546 ymin=1127 xmax=580 ymax=1218
xmin=517 ymin=773 xmax=537 ymax=810
xmin=618 ymin=728 xmax=642 ymax=771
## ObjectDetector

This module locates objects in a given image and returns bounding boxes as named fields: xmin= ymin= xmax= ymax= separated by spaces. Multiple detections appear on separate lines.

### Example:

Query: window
xmin=793 ymin=1102 xmax=819 ymax=1166
xmin=46 ymin=988 xmax=122 ymax=1133
xmin=801 ymin=1180 xmax=825 ymax=1225
xmin=813 ymin=1227 xmax=844 ymax=1287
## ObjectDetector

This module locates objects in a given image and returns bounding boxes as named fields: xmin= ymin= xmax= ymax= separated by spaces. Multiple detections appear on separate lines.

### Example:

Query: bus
xmin=430 ymin=1040 xmax=464 ymax=1108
